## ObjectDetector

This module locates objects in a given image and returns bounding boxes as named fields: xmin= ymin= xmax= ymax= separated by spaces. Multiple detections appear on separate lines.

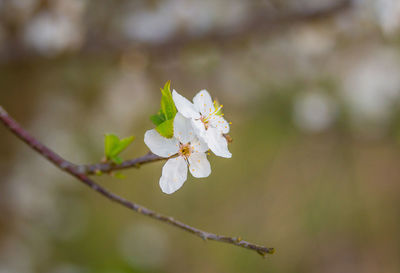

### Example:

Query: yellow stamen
xmin=179 ymin=143 xmax=192 ymax=159
xmin=204 ymin=105 xmax=223 ymax=122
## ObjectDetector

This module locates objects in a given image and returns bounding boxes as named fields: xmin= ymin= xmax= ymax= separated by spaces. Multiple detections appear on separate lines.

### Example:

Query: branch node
xmin=75 ymin=165 xmax=86 ymax=174
xmin=200 ymin=233 xmax=208 ymax=241
xmin=258 ymin=248 xmax=275 ymax=257
xmin=60 ymin=161 xmax=69 ymax=169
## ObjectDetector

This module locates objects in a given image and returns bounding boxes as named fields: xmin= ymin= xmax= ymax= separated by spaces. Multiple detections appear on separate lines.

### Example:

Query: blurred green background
xmin=2 ymin=0 xmax=400 ymax=272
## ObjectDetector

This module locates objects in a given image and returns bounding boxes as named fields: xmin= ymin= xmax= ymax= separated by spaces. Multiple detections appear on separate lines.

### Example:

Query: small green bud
xmin=104 ymin=133 xmax=135 ymax=164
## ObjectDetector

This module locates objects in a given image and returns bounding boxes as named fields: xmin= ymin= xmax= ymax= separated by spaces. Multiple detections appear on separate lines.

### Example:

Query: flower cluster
xmin=145 ymin=88 xmax=231 ymax=194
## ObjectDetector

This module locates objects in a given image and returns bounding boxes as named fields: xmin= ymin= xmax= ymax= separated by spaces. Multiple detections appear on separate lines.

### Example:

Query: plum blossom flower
xmin=144 ymin=113 xmax=211 ymax=194
xmin=172 ymin=89 xmax=231 ymax=158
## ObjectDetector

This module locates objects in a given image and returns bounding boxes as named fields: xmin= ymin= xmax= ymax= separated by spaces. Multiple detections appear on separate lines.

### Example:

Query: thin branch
xmin=0 ymin=105 xmax=274 ymax=257
xmin=81 ymin=152 xmax=164 ymax=175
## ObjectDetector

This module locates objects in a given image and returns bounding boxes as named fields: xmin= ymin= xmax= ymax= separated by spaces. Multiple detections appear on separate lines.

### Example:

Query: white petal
xmin=173 ymin=113 xmax=195 ymax=144
xmin=190 ymin=137 xmax=209 ymax=153
xmin=193 ymin=89 xmax=214 ymax=117
xmin=191 ymin=118 xmax=207 ymax=139
xmin=204 ymin=128 xmax=232 ymax=158
xmin=188 ymin=152 xmax=211 ymax=178
xmin=172 ymin=90 xmax=200 ymax=119
xmin=144 ymin=129 xmax=179 ymax=157
xmin=208 ymin=115 xmax=230 ymax=134
xmin=159 ymin=157 xmax=188 ymax=194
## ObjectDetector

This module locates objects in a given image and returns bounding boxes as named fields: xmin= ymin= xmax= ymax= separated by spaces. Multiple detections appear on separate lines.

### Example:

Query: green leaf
xmin=160 ymin=81 xmax=177 ymax=120
xmin=155 ymin=119 xmax=174 ymax=138
xmin=111 ymin=136 xmax=135 ymax=156
xmin=111 ymin=156 xmax=123 ymax=165
xmin=149 ymin=81 xmax=177 ymax=138
xmin=105 ymin=134 xmax=119 ymax=158
xmin=150 ymin=112 xmax=166 ymax=126
xmin=104 ymin=134 xmax=135 ymax=163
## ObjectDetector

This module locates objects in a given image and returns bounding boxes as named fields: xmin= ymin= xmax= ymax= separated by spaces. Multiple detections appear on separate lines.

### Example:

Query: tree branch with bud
xmin=0 ymin=83 xmax=274 ymax=257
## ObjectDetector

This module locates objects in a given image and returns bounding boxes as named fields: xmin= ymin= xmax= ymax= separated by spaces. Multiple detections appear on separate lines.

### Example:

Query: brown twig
xmin=81 ymin=152 xmax=164 ymax=175
xmin=0 ymin=105 xmax=274 ymax=257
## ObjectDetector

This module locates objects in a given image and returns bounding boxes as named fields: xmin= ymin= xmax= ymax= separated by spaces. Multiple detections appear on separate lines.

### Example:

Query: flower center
xmin=200 ymin=116 xmax=209 ymax=130
xmin=199 ymin=104 xmax=224 ymax=130
xmin=178 ymin=143 xmax=192 ymax=158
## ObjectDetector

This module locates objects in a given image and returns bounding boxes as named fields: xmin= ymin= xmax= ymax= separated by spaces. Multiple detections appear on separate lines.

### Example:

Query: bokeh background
xmin=1 ymin=0 xmax=400 ymax=272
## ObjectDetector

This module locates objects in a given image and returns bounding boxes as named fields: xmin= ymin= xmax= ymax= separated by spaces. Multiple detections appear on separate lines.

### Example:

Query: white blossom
xmin=172 ymin=89 xmax=231 ymax=158
xmin=144 ymin=113 xmax=210 ymax=194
